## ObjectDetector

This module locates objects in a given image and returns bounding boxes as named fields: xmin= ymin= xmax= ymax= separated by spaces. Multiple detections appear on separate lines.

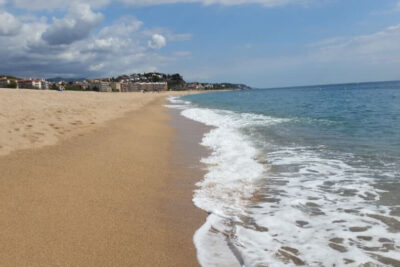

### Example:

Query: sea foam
xmin=181 ymin=107 xmax=288 ymax=266
xmin=169 ymin=97 xmax=400 ymax=266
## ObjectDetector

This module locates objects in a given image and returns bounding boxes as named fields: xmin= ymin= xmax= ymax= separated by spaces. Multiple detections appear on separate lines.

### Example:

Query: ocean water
xmin=168 ymin=81 xmax=400 ymax=266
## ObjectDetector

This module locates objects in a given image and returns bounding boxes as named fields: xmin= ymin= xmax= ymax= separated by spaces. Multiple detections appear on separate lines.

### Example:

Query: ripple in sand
xmin=276 ymin=248 xmax=305 ymax=266
xmin=349 ymin=226 xmax=370 ymax=232
xmin=357 ymin=236 xmax=373 ymax=241
xmin=329 ymin=237 xmax=344 ymax=243
xmin=295 ymin=220 xmax=309 ymax=228
xmin=367 ymin=214 xmax=400 ymax=232
xmin=329 ymin=242 xmax=348 ymax=253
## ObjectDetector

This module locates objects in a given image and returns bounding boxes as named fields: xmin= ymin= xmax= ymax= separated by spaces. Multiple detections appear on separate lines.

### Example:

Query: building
xmin=135 ymin=82 xmax=168 ymax=92
xmin=110 ymin=82 xmax=121 ymax=92
xmin=87 ymin=80 xmax=112 ymax=92
xmin=17 ymin=78 xmax=47 ymax=89
xmin=0 ymin=77 xmax=13 ymax=88
xmin=128 ymin=82 xmax=139 ymax=92
xmin=41 ymin=79 xmax=49 ymax=89
xmin=205 ymin=84 xmax=214 ymax=89
xmin=73 ymin=81 xmax=89 ymax=90
xmin=124 ymin=82 xmax=167 ymax=92
xmin=187 ymin=82 xmax=205 ymax=90
xmin=121 ymin=82 xmax=130 ymax=92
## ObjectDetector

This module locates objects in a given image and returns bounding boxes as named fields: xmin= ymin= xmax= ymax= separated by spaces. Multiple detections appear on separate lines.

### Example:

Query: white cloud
xmin=99 ymin=16 xmax=143 ymax=37
xmin=42 ymin=3 xmax=103 ymax=45
xmin=4 ymin=0 xmax=307 ymax=10
xmin=89 ymin=62 xmax=105 ymax=71
xmin=148 ymin=34 xmax=166 ymax=49
xmin=310 ymin=25 xmax=400 ymax=64
xmin=0 ymin=11 xmax=21 ymax=36
xmin=10 ymin=0 xmax=109 ymax=10
xmin=0 ymin=6 xmax=190 ymax=79
xmin=180 ymin=24 xmax=400 ymax=87
xmin=119 ymin=0 xmax=303 ymax=7
xmin=143 ymin=27 xmax=192 ymax=41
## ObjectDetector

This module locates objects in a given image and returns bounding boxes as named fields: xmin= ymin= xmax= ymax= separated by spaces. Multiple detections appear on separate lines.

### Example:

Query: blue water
xmin=173 ymin=81 xmax=400 ymax=266
xmin=184 ymin=81 xmax=400 ymax=158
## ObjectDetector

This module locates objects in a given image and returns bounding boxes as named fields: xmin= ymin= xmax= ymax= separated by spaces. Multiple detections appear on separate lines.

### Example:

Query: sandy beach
xmin=0 ymin=89 xmax=188 ymax=157
xmin=0 ymin=89 xmax=205 ymax=266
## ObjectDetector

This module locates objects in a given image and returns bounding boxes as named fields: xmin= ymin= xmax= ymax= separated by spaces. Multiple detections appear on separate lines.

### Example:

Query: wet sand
xmin=0 ymin=91 xmax=205 ymax=266
xmin=164 ymin=108 xmax=211 ymax=265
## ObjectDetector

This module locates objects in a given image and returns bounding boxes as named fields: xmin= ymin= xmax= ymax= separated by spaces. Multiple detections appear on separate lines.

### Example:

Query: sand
xmin=0 ymin=89 xmax=206 ymax=266
xmin=0 ymin=89 xmax=187 ymax=157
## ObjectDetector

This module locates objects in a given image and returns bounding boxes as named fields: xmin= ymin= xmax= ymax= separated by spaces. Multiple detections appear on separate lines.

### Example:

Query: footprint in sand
xmin=70 ymin=120 xmax=83 ymax=126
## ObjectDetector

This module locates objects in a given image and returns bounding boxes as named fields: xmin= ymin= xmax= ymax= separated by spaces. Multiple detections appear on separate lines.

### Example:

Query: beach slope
xmin=0 ymin=90 xmax=203 ymax=266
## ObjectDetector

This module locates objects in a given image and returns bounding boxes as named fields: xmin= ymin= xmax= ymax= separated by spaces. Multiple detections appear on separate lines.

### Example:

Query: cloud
xmin=99 ymin=16 xmax=143 ymax=37
xmin=0 ymin=6 xmax=189 ymax=79
xmin=5 ymin=0 xmax=307 ymax=9
xmin=181 ymin=24 xmax=400 ymax=87
xmin=41 ymin=4 xmax=103 ymax=45
xmin=0 ymin=11 xmax=21 ymax=36
xmin=9 ymin=0 xmax=109 ymax=10
xmin=148 ymin=34 xmax=167 ymax=49
xmin=310 ymin=25 xmax=400 ymax=64
xmin=119 ymin=0 xmax=303 ymax=7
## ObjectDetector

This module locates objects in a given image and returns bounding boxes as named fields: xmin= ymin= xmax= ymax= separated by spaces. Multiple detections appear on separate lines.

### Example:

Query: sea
xmin=167 ymin=81 xmax=400 ymax=266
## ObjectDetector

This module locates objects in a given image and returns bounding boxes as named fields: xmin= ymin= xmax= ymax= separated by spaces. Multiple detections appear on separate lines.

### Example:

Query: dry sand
xmin=0 ymin=89 xmax=206 ymax=266
xmin=0 ymin=89 xmax=186 ymax=156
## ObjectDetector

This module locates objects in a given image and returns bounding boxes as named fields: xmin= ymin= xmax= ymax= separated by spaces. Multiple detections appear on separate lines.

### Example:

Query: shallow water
xmin=169 ymin=81 xmax=400 ymax=266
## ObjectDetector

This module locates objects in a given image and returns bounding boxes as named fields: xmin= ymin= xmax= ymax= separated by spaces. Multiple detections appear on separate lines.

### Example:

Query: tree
xmin=7 ymin=80 xmax=17 ymax=88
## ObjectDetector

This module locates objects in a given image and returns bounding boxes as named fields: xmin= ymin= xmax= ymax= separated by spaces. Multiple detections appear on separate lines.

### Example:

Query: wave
xmin=181 ymin=107 xmax=288 ymax=266
xmin=169 ymin=97 xmax=400 ymax=266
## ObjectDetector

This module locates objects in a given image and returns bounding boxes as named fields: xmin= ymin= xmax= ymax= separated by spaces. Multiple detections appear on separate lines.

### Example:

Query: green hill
xmin=0 ymin=75 xmax=21 ymax=80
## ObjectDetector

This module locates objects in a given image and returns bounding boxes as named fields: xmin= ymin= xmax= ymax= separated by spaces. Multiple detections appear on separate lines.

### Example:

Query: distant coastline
xmin=256 ymin=79 xmax=400 ymax=91
xmin=1 ymin=72 xmax=251 ymax=92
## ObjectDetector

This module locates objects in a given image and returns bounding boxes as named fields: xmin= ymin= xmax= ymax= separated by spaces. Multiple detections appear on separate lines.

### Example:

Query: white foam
xmin=181 ymin=107 xmax=288 ymax=266
xmin=246 ymin=146 xmax=400 ymax=266
xmin=165 ymin=96 xmax=192 ymax=109
xmin=167 ymin=97 xmax=400 ymax=266
xmin=194 ymin=214 xmax=241 ymax=267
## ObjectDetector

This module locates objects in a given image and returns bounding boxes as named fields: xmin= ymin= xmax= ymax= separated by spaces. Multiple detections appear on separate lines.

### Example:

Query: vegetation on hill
xmin=7 ymin=80 xmax=17 ymax=88
xmin=114 ymin=72 xmax=249 ymax=90
xmin=202 ymin=83 xmax=251 ymax=90
xmin=166 ymin=74 xmax=186 ymax=90
xmin=47 ymin=77 xmax=86 ymax=83
xmin=0 ymin=74 xmax=21 ymax=80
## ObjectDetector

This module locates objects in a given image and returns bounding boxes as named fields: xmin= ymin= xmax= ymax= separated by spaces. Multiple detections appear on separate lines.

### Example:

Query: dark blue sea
xmin=169 ymin=81 xmax=400 ymax=266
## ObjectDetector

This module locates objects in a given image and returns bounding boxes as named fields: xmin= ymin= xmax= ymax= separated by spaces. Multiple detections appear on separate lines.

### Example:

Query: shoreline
xmin=0 ymin=92 xmax=205 ymax=266
xmin=166 ymin=107 xmax=211 ymax=265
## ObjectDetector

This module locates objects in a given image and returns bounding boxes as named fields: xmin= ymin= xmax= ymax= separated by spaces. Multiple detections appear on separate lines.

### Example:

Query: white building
xmin=88 ymin=80 xmax=112 ymax=92
xmin=17 ymin=78 xmax=48 ymax=89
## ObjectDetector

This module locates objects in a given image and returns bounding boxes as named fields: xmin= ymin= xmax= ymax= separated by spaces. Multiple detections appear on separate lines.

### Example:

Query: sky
xmin=0 ymin=0 xmax=400 ymax=88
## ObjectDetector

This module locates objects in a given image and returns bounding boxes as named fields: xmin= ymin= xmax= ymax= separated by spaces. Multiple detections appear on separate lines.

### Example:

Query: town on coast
xmin=0 ymin=72 xmax=251 ymax=92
